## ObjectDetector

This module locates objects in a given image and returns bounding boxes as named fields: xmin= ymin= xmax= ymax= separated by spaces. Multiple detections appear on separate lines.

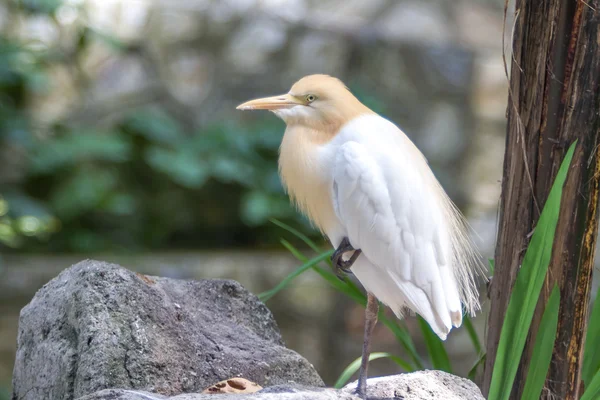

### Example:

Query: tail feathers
xmin=352 ymin=260 xmax=460 ymax=341
xmin=393 ymin=279 xmax=453 ymax=341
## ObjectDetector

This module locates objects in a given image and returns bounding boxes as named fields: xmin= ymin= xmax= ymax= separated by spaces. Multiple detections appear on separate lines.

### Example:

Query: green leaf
xmin=334 ymin=352 xmax=412 ymax=389
xmin=521 ymin=285 xmax=560 ymax=400
xmin=240 ymin=192 xmax=293 ymax=226
xmin=380 ymin=316 xmax=423 ymax=370
xmin=417 ymin=316 xmax=452 ymax=372
xmin=50 ymin=168 xmax=118 ymax=219
xmin=145 ymin=147 xmax=208 ymax=188
xmin=468 ymin=352 xmax=487 ymax=380
xmin=257 ymin=250 xmax=333 ymax=302
xmin=2 ymin=191 xmax=51 ymax=218
xmin=583 ymin=286 xmax=600 ymax=387
xmin=488 ymin=141 xmax=576 ymax=400
xmin=489 ymin=259 xmax=495 ymax=275
xmin=270 ymin=218 xmax=325 ymax=256
xmin=581 ymin=367 xmax=600 ymax=400
xmin=126 ymin=108 xmax=184 ymax=144
xmin=278 ymin=239 xmax=366 ymax=304
xmin=463 ymin=315 xmax=482 ymax=355
xmin=30 ymin=130 xmax=131 ymax=173
xmin=267 ymin=220 xmax=423 ymax=370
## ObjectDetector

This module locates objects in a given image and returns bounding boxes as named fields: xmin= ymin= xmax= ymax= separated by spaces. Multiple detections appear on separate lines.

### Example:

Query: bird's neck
xmin=278 ymin=125 xmax=337 ymax=233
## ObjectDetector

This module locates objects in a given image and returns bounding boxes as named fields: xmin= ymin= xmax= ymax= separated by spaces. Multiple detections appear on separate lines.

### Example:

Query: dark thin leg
xmin=331 ymin=237 xmax=362 ymax=279
xmin=356 ymin=292 xmax=379 ymax=399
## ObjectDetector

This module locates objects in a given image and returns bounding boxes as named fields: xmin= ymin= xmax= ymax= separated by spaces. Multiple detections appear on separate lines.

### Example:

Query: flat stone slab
xmin=76 ymin=371 xmax=485 ymax=399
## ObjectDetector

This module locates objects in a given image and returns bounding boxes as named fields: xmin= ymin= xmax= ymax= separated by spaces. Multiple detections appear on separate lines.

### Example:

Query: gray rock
xmin=76 ymin=371 xmax=484 ymax=399
xmin=342 ymin=370 xmax=485 ymax=399
xmin=12 ymin=260 xmax=323 ymax=400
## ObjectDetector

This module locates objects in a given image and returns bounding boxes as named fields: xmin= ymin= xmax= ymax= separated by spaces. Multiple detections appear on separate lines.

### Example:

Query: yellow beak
xmin=236 ymin=94 xmax=303 ymax=111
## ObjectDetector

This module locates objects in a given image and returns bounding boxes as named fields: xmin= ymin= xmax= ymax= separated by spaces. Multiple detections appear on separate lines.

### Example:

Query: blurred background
xmin=0 ymin=0 xmax=511 ymax=397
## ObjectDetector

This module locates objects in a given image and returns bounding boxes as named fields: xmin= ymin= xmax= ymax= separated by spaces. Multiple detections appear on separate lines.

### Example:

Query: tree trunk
xmin=482 ymin=1 xmax=600 ymax=399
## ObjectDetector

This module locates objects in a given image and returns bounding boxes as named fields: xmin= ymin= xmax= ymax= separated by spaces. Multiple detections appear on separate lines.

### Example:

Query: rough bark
xmin=482 ymin=1 xmax=600 ymax=399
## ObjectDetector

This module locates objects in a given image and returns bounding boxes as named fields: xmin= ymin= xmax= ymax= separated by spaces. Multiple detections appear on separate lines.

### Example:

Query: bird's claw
xmin=331 ymin=237 xmax=361 ymax=280
xmin=354 ymin=387 xmax=367 ymax=400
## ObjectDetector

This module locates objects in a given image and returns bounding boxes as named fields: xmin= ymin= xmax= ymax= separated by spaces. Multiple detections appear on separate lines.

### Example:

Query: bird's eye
xmin=306 ymin=94 xmax=317 ymax=103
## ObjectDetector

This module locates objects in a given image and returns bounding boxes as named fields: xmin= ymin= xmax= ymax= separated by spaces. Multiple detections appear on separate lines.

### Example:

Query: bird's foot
xmin=353 ymin=384 xmax=367 ymax=400
xmin=331 ymin=237 xmax=361 ymax=280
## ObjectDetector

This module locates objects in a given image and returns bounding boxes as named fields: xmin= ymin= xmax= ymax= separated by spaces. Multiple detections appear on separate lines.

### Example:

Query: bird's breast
xmin=278 ymin=126 xmax=340 ymax=234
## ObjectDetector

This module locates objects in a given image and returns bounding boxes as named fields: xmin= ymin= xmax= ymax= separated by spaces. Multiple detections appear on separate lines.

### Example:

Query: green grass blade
xmin=488 ymin=141 xmax=576 ymax=400
xmin=258 ymin=250 xmax=333 ymax=302
xmin=463 ymin=315 xmax=482 ymax=355
xmin=270 ymin=219 xmax=423 ymax=370
xmin=583 ymin=286 xmax=600 ymax=388
xmin=417 ymin=316 xmax=452 ymax=372
xmin=282 ymin=243 xmax=423 ymax=368
xmin=581 ymin=367 xmax=600 ymax=400
xmin=280 ymin=239 xmax=311 ymax=263
xmin=334 ymin=352 xmax=412 ymax=389
xmin=379 ymin=315 xmax=423 ymax=370
xmin=313 ymin=268 xmax=367 ymax=304
xmin=520 ymin=285 xmax=560 ymax=400
xmin=280 ymin=238 xmax=367 ymax=303
xmin=311 ymin=266 xmax=423 ymax=369
xmin=270 ymin=218 xmax=325 ymax=257
xmin=468 ymin=352 xmax=487 ymax=380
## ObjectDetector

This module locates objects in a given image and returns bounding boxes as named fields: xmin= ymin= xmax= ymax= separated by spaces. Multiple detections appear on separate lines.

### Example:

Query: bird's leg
xmin=356 ymin=292 xmax=379 ymax=399
xmin=331 ymin=237 xmax=362 ymax=279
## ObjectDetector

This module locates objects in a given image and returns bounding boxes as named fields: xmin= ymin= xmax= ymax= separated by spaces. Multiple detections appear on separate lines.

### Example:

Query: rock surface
xmin=12 ymin=260 xmax=323 ymax=400
xmin=76 ymin=371 xmax=485 ymax=399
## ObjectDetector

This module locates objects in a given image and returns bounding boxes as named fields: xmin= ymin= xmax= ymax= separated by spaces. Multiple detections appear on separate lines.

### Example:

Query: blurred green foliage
xmin=0 ymin=0 xmax=308 ymax=252
xmin=0 ymin=0 xmax=389 ymax=253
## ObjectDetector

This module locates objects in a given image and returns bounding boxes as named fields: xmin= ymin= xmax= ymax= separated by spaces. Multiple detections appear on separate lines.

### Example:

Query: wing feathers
xmin=332 ymin=138 xmax=481 ymax=340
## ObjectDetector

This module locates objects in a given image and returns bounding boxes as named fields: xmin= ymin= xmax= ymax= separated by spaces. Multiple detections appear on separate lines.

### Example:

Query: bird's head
xmin=237 ymin=74 xmax=372 ymax=133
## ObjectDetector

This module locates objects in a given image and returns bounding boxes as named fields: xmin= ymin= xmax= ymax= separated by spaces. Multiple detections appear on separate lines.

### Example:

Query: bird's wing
xmin=332 ymin=137 xmax=463 ymax=339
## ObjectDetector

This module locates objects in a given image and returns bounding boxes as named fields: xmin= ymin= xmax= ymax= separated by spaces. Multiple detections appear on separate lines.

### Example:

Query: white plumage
xmin=322 ymin=114 xmax=481 ymax=339
xmin=237 ymin=73 xmax=483 ymax=342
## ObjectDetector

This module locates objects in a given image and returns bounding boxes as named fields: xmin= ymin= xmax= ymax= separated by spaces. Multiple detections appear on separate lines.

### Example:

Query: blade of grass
xmin=463 ymin=315 xmax=482 ymax=355
xmin=313 ymin=267 xmax=367 ymax=304
xmin=280 ymin=240 xmax=423 ymax=368
xmin=488 ymin=141 xmax=576 ymax=400
xmin=258 ymin=250 xmax=333 ymax=302
xmin=270 ymin=218 xmax=325 ymax=257
xmin=334 ymin=352 xmax=412 ymax=389
xmin=280 ymin=238 xmax=311 ymax=263
xmin=520 ymin=285 xmax=560 ymax=400
xmin=380 ymin=316 xmax=423 ymax=370
xmin=468 ymin=353 xmax=487 ymax=380
xmin=417 ymin=315 xmax=452 ymax=372
xmin=582 ymin=286 xmax=600 ymax=387
xmin=271 ymin=224 xmax=424 ymax=369
xmin=581 ymin=367 xmax=600 ymax=400
xmin=280 ymin=238 xmax=367 ymax=303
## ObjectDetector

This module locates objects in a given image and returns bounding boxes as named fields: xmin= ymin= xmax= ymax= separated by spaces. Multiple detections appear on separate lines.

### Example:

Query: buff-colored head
xmin=237 ymin=74 xmax=372 ymax=133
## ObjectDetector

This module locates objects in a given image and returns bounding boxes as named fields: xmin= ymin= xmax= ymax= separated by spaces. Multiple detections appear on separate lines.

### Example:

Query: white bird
xmin=237 ymin=75 xmax=483 ymax=398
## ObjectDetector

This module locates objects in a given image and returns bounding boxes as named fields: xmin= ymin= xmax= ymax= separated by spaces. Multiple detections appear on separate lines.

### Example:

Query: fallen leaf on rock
xmin=202 ymin=377 xmax=262 ymax=394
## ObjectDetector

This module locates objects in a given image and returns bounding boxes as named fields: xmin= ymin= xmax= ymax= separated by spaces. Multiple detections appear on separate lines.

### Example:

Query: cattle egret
xmin=237 ymin=75 xmax=484 ymax=398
